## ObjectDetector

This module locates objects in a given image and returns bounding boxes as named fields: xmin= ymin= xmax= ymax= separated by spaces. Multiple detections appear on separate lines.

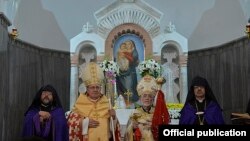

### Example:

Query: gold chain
xmin=195 ymin=100 xmax=206 ymax=125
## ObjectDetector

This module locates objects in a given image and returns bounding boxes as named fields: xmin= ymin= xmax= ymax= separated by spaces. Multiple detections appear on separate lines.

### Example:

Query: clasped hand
xmin=89 ymin=119 xmax=100 ymax=128
xmin=133 ymin=120 xmax=152 ymax=129
xmin=39 ymin=111 xmax=51 ymax=122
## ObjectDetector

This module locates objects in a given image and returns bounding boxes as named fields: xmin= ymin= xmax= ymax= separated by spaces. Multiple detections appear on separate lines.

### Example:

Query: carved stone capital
xmin=71 ymin=53 xmax=79 ymax=65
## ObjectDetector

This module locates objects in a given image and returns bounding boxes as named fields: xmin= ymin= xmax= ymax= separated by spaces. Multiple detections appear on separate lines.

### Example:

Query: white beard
xmin=118 ymin=57 xmax=129 ymax=71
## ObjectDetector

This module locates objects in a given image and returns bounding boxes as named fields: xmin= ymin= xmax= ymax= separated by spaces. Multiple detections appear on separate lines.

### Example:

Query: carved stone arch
xmin=162 ymin=40 xmax=183 ymax=55
xmin=78 ymin=45 xmax=97 ymax=64
xmin=105 ymin=23 xmax=152 ymax=59
xmin=96 ymin=8 xmax=161 ymax=38
xmin=75 ymin=41 xmax=97 ymax=63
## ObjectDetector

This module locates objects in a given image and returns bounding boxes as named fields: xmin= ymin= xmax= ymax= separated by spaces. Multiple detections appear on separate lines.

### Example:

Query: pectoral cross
xmin=124 ymin=89 xmax=132 ymax=106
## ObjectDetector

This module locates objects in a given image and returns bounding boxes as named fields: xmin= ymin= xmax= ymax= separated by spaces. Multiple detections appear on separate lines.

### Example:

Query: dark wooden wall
xmin=0 ymin=13 xmax=70 ymax=141
xmin=188 ymin=37 xmax=250 ymax=123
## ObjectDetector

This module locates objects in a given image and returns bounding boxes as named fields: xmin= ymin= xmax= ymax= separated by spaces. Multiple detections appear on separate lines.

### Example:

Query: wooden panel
xmin=0 ymin=13 xmax=10 ymax=141
xmin=0 ymin=27 xmax=70 ymax=140
xmin=188 ymin=37 xmax=250 ymax=124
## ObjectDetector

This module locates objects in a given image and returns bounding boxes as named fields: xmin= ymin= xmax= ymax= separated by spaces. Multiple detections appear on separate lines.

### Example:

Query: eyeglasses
xmin=87 ymin=86 xmax=101 ymax=90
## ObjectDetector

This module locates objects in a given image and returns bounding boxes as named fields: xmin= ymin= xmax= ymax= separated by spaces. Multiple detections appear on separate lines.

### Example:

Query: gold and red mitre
xmin=136 ymin=75 xmax=158 ymax=96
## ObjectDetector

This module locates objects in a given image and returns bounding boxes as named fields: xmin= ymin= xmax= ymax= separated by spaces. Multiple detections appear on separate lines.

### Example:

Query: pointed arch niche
xmin=161 ymin=43 xmax=180 ymax=103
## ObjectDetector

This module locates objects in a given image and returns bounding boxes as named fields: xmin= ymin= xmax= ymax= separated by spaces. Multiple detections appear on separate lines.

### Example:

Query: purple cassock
xmin=22 ymin=85 xmax=69 ymax=141
xmin=179 ymin=76 xmax=225 ymax=125
xmin=22 ymin=107 xmax=69 ymax=141
xmin=179 ymin=101 xmax=225 ymax=125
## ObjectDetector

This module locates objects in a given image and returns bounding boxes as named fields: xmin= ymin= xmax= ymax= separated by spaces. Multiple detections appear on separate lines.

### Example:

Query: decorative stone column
xmin=70 ymin=53 xmax=78 ymax=109
xmin=179 ymin=53 xmax=188 ymax=103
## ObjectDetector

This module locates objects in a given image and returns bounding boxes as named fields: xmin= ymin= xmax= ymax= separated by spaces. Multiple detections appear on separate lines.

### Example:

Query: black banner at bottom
xmin=159 ymin=125 xmax=249 ymax=140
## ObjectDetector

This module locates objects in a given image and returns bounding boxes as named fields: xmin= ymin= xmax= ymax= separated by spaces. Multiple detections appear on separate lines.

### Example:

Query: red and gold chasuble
xmin=68 ymin=94 xmax=111 ymax=141
xmin=125 ymin=107 xmax=155 ymax=141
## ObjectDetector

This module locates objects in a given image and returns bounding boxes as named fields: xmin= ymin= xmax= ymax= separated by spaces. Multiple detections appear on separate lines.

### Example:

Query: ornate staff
xmin=100 ymin=60 xmax=119 ymax=141
xmin=152 ymin=76 xmax=170 ymax=141
xmin=105 ymin=72 xmax=116 ymax=141
xmin=108 ymin=99 xmax=116 ymax=141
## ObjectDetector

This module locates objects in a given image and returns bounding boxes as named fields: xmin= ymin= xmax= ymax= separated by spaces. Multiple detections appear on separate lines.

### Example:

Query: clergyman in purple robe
xmin=179 ymin=76 xmax=225 ymax=125
xmin=22 ymin=84 xmax=69 ymax=141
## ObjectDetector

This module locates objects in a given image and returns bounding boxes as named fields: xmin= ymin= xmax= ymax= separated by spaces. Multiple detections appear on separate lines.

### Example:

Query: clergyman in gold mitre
xmin=81 ymin=62 xmax=104 ymax=87
xmin=125 ymin=75 xmax=157 ymax=141
xmin=69 ymin=62 xmax=120 ymax=141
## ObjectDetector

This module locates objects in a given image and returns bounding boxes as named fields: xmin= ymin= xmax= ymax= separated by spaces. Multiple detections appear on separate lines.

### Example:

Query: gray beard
xmin=41 ymin=98 xmax=52 ymax=106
